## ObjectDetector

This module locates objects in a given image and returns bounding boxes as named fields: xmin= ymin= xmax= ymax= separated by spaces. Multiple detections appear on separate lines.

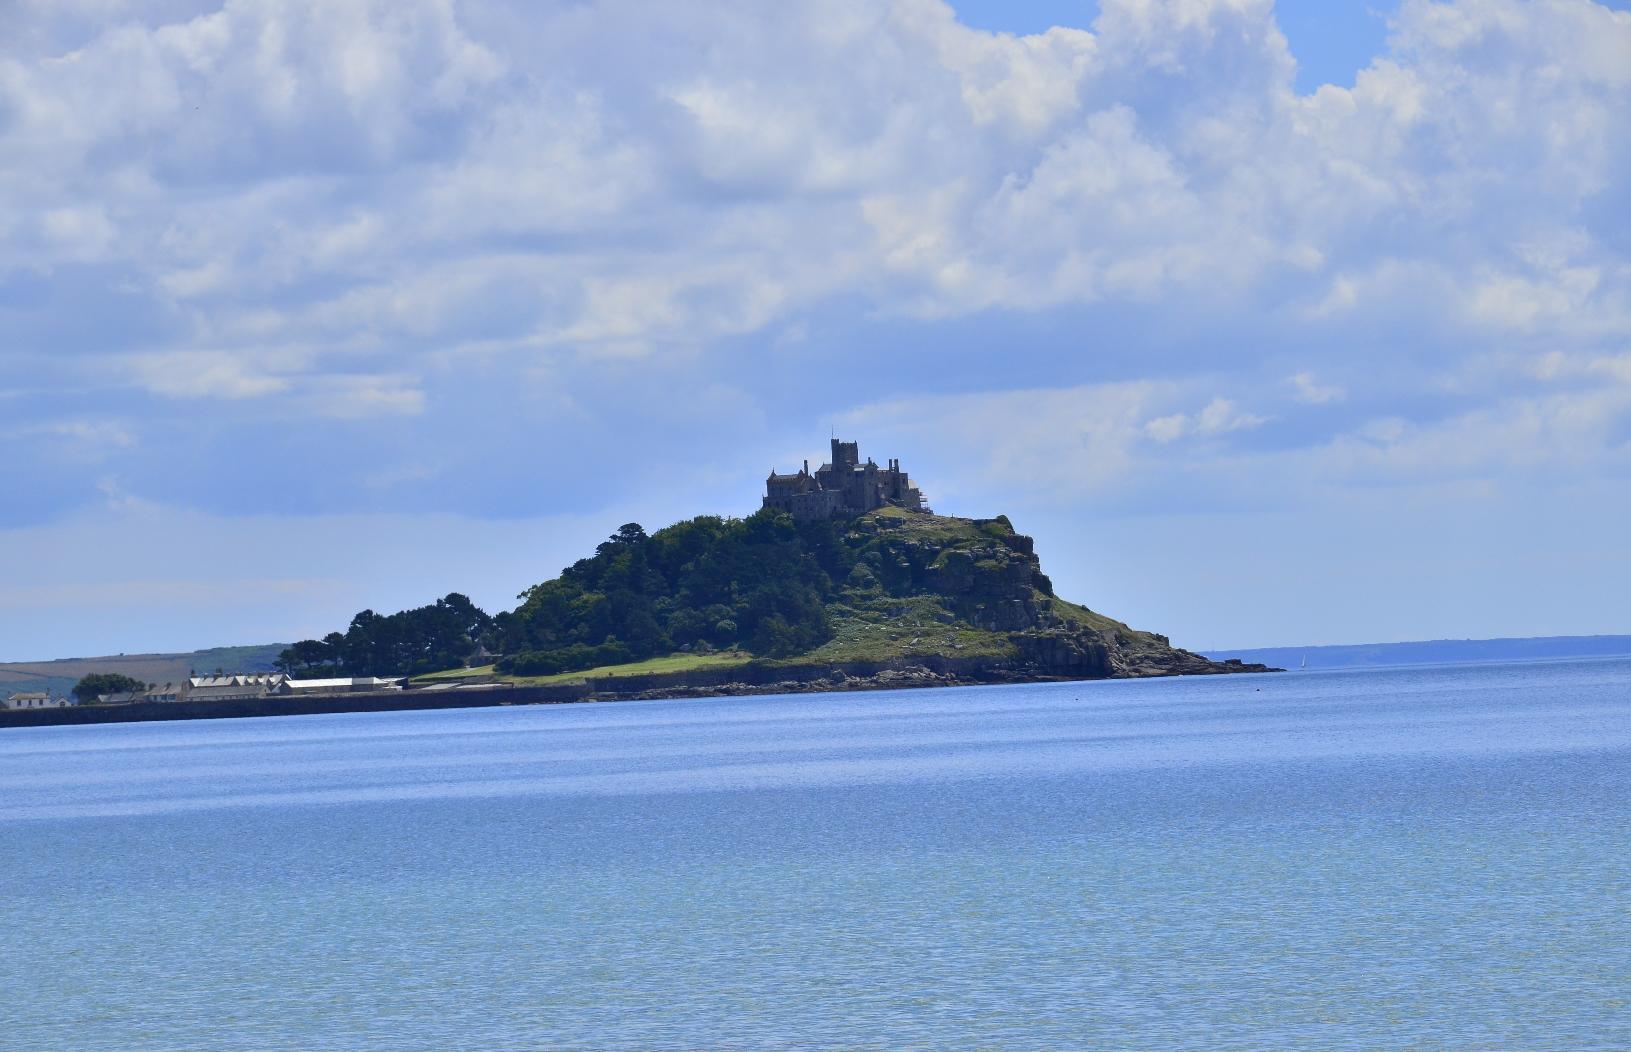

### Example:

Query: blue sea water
xmin=2 ymin=659 xmax=1629 ymax=1049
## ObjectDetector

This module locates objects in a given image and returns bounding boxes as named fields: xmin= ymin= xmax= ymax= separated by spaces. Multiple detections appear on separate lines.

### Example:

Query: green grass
xmin=413 ymin=664 xmax=500 ymax=681
xmin=855 ymin=507 xmax=1007 ymax=546
xmin=412 ymin=650 xmax=755 ymax=687
xmin=790 ymin=594 xmax=1016 ymax=666
xmin=1049 ymin=597 xmax=1164 ymax=645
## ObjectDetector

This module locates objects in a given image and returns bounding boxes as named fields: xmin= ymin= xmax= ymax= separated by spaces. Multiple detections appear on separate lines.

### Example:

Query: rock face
xmin=1011 ymin=630 xmax=1112 ymax=676
xmin=837 ymin=510 xmax=1275 ymax=681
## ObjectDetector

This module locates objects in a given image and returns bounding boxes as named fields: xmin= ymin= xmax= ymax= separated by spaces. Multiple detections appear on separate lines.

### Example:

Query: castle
xmin=764 ymin=438 xmax=929 ymax=521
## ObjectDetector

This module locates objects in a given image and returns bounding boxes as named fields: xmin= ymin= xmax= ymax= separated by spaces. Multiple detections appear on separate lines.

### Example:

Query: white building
xmin=279 ymin=677 xmax=404 ymax=695
xmin=4 ymin=691 xmax=73 ymax=710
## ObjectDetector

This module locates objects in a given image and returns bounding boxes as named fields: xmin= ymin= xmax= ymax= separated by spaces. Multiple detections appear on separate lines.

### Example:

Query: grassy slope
xmin=414 ymin=650 xmax=755 ymax=687
xmin=1050 ymin=596 xmax=1156 ymax=642
xmin=793 ymin=593 xmax=1014 ymax=665
xmin=797 ymin=595 xmax=1164 ymax=668
xmin=793 ymin=507 xmax=1165 ymax=666
xmin=789 ymin=506 xmax=1015 ymax=664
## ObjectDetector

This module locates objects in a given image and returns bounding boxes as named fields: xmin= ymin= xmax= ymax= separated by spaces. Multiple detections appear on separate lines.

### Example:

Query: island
xmin=2 ymin=439 xmax=1273 ymax=727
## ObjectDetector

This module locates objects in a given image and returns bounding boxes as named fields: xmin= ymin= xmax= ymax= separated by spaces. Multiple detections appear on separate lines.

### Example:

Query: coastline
xmin=0 ymin=656 xmax=1277 ymax=728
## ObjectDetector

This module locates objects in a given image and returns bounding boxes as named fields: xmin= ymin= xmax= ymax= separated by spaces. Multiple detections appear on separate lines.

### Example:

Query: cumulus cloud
xmin=0 ymin=0 xmax=1627 ymax=527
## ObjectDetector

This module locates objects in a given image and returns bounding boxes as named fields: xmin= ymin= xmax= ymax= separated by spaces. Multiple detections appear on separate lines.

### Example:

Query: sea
xmin=2 ymin=658 xmax=1628 ymax=1050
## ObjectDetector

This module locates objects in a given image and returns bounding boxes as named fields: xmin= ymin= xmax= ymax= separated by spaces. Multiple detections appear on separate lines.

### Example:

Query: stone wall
xmin=0 ymin=683 xmax=591 ymax=728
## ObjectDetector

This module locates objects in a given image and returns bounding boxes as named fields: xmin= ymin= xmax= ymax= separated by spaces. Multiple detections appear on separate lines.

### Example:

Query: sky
xmin=2 ymin=0 xmax=1629 ymax=660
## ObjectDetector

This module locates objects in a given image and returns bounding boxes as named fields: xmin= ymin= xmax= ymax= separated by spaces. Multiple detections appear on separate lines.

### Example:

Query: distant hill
xmin=1204 ymin=635 xmax=1631 ymax=671
xmin=0 ymin=644 xmax=287 ymax=700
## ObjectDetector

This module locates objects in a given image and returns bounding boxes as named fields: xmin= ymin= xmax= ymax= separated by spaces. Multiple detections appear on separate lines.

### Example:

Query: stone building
xmin=764 ymin=438 xmax=929 ymax=521
xmin=99 ymin=683 xmax=183 ymax=704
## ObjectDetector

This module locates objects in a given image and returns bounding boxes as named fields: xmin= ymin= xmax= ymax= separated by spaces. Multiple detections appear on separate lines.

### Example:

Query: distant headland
xmin=3 ymin=438 xmax=1274 ymax=727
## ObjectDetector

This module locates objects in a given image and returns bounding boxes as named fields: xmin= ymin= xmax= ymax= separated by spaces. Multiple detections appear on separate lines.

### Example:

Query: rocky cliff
xmin=776 ymin=508 xmax=1274 ymax=682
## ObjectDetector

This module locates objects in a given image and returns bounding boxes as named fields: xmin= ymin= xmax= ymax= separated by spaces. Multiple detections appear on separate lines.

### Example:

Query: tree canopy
xmin=276 ymin=593 xmax=492 ymax=678
xmin=287 ymin=509 xmax=854 ymax=679
xmin=73 ymin=672 xmax=147 ymax=702
xmin=493 ymin=512 xmax=849 ymax=674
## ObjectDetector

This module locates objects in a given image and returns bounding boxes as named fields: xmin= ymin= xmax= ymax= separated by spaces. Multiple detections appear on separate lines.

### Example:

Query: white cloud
xmin=903 ymin=2 xmax=1098 ymax=132
xmin=1316 ymin=384 xmax=1631 ymax=483
xmin=834 ymin=381 xmax=1284 ymax=513
xmin=126 ymin=350 xmax=293 ymax=399
xmin=1145 ymin=397 xmax=1266 ymax=443
xmin=1287 ymin=371 xmax=1343 ymax=404
xmin=0 ymin=0 xmax=1628 ymax=521
xmin=828 ymin=350 xmax=1631 ymax=521
xmin=3 ymin=0 xmax=1624 ymax=368
xmin=2 ymin=419 xmax=137 ymax=463
xmin=301 ymin=374 xmax=426 ymax=419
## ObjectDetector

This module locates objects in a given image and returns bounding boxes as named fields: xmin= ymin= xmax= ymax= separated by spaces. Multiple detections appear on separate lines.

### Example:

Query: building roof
xmin=188 ymin=674 xmax=285 ymax=688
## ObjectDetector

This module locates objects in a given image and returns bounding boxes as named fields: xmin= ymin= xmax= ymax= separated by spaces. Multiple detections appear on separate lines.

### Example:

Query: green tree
xmin=73 ymin=672 xmax=146 ymax=703
xmin=276 ymin=638 xmax=345 ymax=675
xmin=302 ymin=507 xmax=864 ymax=680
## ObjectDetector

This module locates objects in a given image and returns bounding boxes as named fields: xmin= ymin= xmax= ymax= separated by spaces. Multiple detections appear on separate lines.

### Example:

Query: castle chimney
xmin=803 ymin=459 xmax=809 ymax=474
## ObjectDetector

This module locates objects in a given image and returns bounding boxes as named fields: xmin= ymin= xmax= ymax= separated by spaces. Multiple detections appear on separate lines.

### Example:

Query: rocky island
xmin=415 ymin=438 xmax=1273 ymax=700
xmin=556 ymin=506 xmax=1273 ymax=701
xmin=1 ymin=439 xmax=1272 ymax=727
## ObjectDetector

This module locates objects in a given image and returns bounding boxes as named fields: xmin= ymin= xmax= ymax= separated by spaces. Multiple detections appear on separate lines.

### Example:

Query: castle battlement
xmin=764 ymin=438 xmax=929 ymax=521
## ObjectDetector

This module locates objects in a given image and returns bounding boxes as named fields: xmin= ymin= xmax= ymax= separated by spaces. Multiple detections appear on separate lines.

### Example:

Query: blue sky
xmin=3 ymin=0 xmax=1629 ymax=659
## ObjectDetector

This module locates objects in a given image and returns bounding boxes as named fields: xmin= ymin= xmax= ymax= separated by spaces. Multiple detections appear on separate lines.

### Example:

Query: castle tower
xmin=768 ymin=437 xmax=927 ymax=520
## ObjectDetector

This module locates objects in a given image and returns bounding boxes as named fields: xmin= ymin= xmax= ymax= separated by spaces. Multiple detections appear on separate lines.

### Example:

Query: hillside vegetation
xmin=287 ymin=506 xmax=1249 ymax=686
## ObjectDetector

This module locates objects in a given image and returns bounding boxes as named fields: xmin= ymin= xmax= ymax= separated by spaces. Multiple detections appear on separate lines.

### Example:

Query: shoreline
xmin=0 ymin=658 xmax=1277 ymax=729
